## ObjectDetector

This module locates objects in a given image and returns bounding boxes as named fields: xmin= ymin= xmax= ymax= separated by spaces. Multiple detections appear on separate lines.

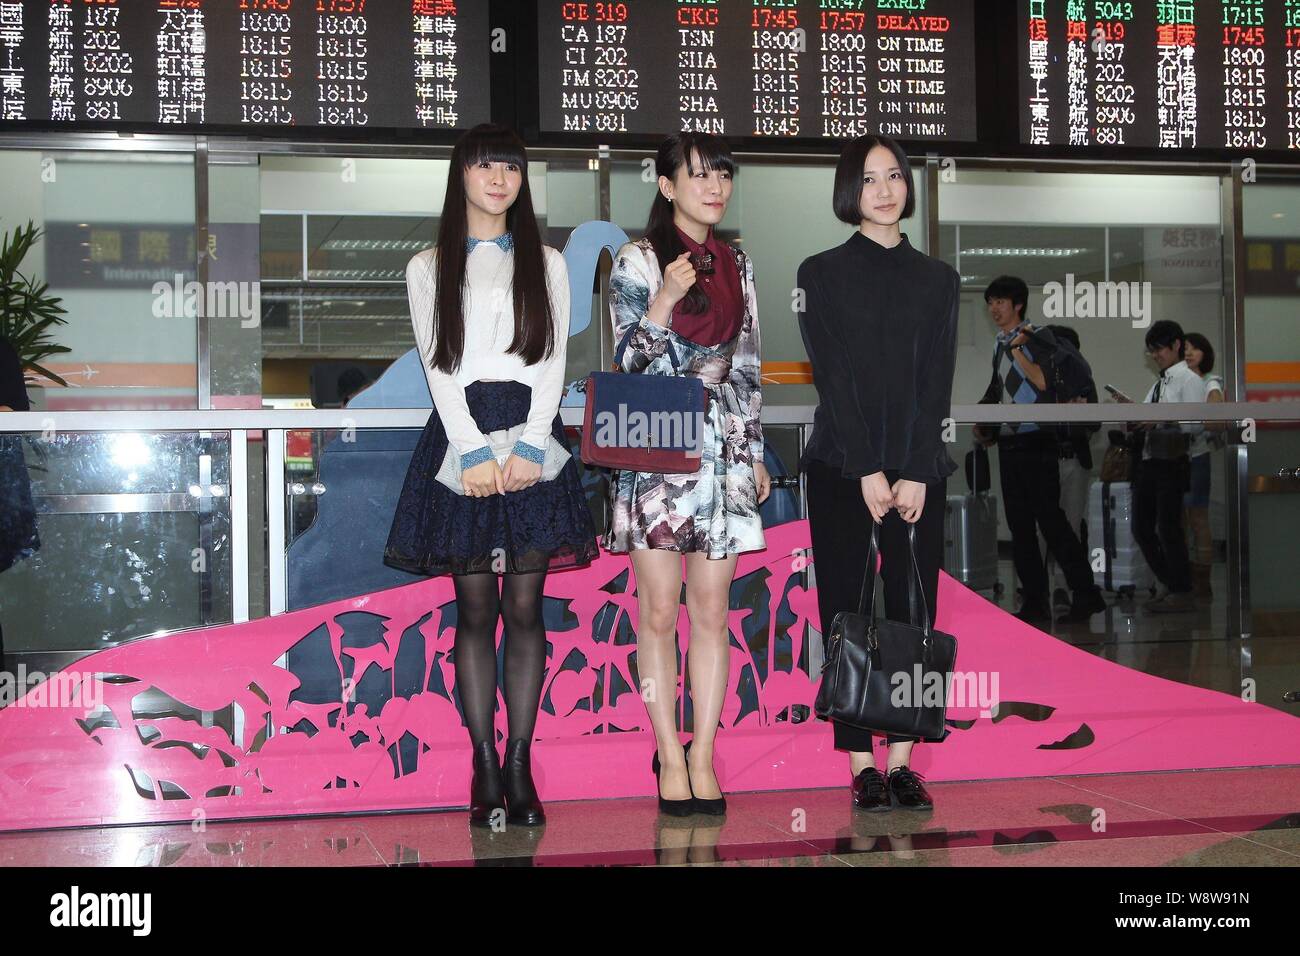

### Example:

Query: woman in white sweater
xmin=385 ymin=124 xmax=598 ymax=828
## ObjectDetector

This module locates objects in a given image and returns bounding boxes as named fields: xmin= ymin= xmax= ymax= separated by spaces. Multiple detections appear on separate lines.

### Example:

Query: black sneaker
xmin=851 ymin=767 xmax=891 ymax=812
xmin=887 ymin=766 xmax=934 ymax=810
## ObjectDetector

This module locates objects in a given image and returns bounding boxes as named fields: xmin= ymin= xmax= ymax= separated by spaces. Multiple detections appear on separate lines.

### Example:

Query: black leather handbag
xmin=814 ymin=522 xmax=958 ymax=741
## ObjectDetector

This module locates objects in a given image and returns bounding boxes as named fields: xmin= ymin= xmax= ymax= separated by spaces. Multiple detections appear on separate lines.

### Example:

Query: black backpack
xmin=1028 ymin=327 xmax=1094 ymax=404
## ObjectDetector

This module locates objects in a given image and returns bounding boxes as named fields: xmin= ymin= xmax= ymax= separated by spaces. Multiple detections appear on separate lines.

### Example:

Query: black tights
xmin=451 ymin=570 xmax=549 ymax=747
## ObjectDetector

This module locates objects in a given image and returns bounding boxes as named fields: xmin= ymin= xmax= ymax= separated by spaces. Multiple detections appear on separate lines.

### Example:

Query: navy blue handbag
xmin=580 ymin=329 xmax=707 ymax=473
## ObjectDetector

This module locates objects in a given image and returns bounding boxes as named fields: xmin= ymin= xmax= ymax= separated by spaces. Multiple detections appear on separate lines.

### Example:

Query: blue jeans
xmin=1184 ymin=453 xmax=1211 ymax=508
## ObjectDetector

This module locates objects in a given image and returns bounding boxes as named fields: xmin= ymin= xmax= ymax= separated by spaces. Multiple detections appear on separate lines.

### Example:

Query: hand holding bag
xmin=814 ymin=522 xmax=958 ymax=741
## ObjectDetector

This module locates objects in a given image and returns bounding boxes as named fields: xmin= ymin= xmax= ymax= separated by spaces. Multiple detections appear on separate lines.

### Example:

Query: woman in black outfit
xmin=797 ymin=135 xmax=959 ymax=812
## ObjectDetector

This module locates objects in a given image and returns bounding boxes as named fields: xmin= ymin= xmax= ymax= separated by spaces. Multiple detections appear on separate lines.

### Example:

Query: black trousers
xmin=997 ymin=433 xmax=1095 ymax=606
xmin=1132 ymin=457 xmax=1192 ymax=594
xmin=805 ymin=459 xmax=947 ymax=752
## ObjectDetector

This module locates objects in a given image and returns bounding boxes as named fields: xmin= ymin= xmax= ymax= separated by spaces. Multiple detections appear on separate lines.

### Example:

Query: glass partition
xmin=0 ymin=408 xmax=1279 ymax=694
xmin=541 ymin=157 xmax=605 ymax=391
xmin=0 ymin=430 xmax=233 ymax=670
xmin=0 ymin=148 xmax=198 ymax=411
xmin=938 ymin=168 xmax=1231 ymax=644
xmin=1241 ymin=179 xmax=1300 ymax=636
xmin=938 ymin=169 xmax=1225 ymax=419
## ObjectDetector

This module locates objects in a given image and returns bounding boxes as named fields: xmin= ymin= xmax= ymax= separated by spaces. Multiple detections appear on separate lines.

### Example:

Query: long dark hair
xmin=430 ymin=124 xmax=554 ymax=374
xmin=644 ymin=132 xmax=736 ymax=317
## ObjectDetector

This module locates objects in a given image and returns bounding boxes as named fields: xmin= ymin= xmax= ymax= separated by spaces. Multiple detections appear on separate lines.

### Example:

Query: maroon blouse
xmin=669 ymin=224 xmax=744 ymax=347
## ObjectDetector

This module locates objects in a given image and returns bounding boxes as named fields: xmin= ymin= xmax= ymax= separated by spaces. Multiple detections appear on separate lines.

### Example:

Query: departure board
xmin=1021 ymin=0 xmax=1300 ymax=151
xmin=537 ymin=0 xmax=978 ymax=141
xmin=0 ymin=0 xmax=490 ymax=130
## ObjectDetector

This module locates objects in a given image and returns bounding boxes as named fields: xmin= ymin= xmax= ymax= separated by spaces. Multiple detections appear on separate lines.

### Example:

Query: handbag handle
xmin=612 ymin=319 xmax=683 ymax=372
xmin=905 ymin=524 xmax=932 ymax=639
xmin=855 ymin=520 xmax=933 ymax=640
xmin=854 ymin=521 xmax=881 ymax=618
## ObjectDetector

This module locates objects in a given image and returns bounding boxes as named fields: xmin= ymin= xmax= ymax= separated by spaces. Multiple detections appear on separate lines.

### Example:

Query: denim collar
xmin=466 ymin=232 xmax=514 ymax=254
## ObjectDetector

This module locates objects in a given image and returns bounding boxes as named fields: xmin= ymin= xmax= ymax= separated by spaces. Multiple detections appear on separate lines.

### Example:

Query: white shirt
xmin=405 ymin=242 xmax=570 ymax=461
xmin=1140 ymin=359 xmax=1207 ymax=460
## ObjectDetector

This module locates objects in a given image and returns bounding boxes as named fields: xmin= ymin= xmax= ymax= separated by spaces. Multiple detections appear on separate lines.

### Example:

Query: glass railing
xmin=1 ymin=402 xmax=1297 ymax=721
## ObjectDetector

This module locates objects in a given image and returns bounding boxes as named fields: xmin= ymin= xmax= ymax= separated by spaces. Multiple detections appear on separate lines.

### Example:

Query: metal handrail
xmin=2 ymin=401 xmax=1298 ymax=433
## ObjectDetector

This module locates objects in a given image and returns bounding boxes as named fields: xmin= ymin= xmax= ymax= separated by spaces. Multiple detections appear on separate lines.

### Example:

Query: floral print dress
xmin=602 ymin=238 xmax=766 ymax=558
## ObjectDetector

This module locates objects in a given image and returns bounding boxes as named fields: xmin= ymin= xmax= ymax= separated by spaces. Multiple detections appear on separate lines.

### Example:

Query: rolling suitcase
xmin=944 ymin=493 xmax=1000 ymax=592
xmin=1088 ymin=480 xmax=1155 ymax=596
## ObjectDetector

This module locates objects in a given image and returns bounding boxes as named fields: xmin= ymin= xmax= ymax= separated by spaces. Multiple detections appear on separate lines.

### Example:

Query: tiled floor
xmin=1 ymin=766 xmax=1296 ymax=867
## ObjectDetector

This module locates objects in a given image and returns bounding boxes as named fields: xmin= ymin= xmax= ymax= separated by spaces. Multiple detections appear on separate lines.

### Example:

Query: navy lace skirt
xmin=384 ymin=380 xmax=599 ymax=577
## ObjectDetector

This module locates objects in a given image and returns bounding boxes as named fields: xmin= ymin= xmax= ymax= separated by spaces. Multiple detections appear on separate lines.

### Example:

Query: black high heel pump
xmin=651 ymin=747 xmax=696 ymax=817
xmin=684 ymin=740 xmax=726 ymax=816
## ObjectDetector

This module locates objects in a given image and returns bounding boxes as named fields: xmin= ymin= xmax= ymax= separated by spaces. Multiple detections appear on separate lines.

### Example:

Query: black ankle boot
xmin=503 ymin=738 xmax=545 ymax=826
xmin=469 ymin=740 xmax=505 ymax=828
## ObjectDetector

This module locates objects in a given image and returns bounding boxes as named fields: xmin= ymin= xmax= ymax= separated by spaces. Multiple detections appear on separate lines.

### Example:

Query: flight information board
xmin=1021 ymin=0 xmax=1300 ymax=151
xmin=0 ymin=0 xmax=490 ymax=130
xmin=537 ymin=0 xmax=978 ymax=141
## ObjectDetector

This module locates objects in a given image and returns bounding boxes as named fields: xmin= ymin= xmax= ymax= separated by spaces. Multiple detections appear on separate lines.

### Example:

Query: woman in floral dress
xmin=603 ymin=131 xmax=770 ymax=816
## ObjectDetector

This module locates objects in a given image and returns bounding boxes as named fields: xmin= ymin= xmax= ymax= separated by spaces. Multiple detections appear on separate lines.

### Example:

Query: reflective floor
xmin=1 ymin=766 xmax=1296 ymax=866
xmin=977 ymin=558 xmax=1300 ymax=718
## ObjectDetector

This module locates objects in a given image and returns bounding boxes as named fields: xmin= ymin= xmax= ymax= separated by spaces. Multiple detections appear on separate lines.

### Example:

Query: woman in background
xmin=385 ymin=124 xmax=598 ymax=827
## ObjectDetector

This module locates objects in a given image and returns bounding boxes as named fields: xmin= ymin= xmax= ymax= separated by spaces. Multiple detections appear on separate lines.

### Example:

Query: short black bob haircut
xmin=832 ymin=134 xmax=916 ymax=225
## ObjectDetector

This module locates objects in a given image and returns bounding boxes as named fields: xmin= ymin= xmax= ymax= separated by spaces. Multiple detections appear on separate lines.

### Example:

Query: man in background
xmin=975 ymin=276 xmax=1107 ymax=624
xmin=1040 ymin=324 xmax=1100 ymax=613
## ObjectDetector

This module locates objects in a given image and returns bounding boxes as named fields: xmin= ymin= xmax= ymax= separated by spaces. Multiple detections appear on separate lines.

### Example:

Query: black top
xmin=796 ymin=232 xmax=960 ymax=483
xmin=0 ymin=339 xmax=29 ymax=412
